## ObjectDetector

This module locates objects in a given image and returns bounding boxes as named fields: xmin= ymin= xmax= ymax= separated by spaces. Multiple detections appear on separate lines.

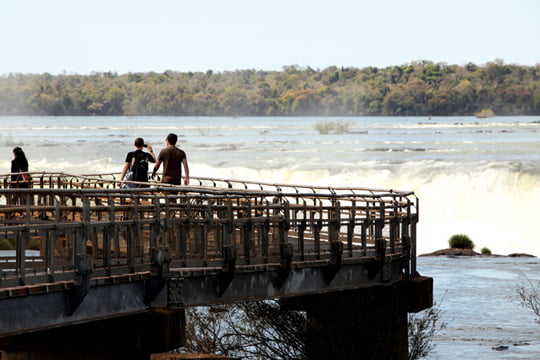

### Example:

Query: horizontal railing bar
xmin=1 ymin=172 xmax=416 ymax=198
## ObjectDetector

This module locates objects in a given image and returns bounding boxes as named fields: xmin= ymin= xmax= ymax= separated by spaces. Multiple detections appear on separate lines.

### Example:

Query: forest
xmin=0 ymin=59 xmax=539 ymax=116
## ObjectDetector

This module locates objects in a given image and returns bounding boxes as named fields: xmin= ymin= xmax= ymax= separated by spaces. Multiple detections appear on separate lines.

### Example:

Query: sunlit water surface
xmin=419 ymin=256 xmax=540 ymax=360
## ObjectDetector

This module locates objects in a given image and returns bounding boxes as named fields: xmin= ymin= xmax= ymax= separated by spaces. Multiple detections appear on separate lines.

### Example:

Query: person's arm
xmin=120 ymin=162 xmax=130 ymax=180
xmin=146 ymin=144 xmax=156 ymax=162
xmin=151 ymin=149 xmax=162 ymax=179
xmin=121 ymin=152 xmax=133 ymax=180
xmin=182 ymin=157 xmax=190 ymax=185
xmin=152 ymin=159 xmax=162 ymax=179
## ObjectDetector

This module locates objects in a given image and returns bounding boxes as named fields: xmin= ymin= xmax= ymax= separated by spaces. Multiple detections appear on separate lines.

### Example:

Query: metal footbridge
xmin=0 ymin=172 xmax=423 ymax=342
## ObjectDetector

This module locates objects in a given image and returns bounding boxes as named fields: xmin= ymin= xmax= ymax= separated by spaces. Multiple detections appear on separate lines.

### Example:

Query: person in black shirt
xmin=120 ymin=137 xmax=156 ymax=187
xmin=10 ymin=147 xmax=31 ymax=188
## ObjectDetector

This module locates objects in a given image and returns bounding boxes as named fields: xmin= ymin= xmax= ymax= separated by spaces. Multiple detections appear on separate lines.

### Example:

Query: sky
xmin=0 ymin=0 xmax=539 ymax=75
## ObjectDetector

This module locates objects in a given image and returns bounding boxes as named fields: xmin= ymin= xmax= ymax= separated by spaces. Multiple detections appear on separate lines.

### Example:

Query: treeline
xmin=1 ymin=59 xmax=539 ymax=116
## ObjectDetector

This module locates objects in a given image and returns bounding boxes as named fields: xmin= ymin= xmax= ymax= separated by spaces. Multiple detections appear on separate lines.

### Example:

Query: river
xmin=1 ymin=115 xmax=539 ymax=358
xmin=419 ymin=256 xmax=540 ymax=359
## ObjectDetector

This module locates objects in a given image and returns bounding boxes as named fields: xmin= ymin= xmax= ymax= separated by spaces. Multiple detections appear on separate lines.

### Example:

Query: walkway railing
xmin=0 ymin=172 xmax=418 ymax=290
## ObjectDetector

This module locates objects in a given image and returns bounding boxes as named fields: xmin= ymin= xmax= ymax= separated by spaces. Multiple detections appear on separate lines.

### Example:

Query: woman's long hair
xmin=13 ymin=147 xmax=29 ymax=171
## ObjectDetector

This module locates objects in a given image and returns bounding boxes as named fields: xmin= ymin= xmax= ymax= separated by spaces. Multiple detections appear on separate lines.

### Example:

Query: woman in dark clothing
xmin=10 ymin=147 xmax=30 ymax=188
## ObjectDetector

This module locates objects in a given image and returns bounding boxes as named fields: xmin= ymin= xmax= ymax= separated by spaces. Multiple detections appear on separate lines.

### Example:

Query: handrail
xmin=2 ymin=172 xmax=416 ymax=197
xmin=0 ymin=172 xmax=418 ymax=290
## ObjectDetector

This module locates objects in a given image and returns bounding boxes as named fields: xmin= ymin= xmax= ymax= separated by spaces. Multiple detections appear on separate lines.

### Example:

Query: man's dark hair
xmin=134 ymin=137 xmax=144 ymax=148
xmin=167 ymin=133 xmax=178 ymax=145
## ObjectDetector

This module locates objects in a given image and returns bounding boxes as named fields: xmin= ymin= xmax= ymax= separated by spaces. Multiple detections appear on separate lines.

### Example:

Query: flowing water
xmin=419 ymin=256 xmax=540 ymax=359
xmin=1 ymin=115 xmax=539 ymax=358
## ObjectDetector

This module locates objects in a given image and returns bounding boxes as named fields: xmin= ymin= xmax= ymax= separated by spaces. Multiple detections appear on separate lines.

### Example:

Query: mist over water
xmin=1 ymin=115 xmax=539 ymax=256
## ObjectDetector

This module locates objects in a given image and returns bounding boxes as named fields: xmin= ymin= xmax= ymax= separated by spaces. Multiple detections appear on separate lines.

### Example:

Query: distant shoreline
xmin=1 ymin=63 xmax=540 ymax=117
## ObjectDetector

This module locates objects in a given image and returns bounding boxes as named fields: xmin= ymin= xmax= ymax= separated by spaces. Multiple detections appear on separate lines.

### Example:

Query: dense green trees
xmin=1 ymin=60 xmax=539 ymax=116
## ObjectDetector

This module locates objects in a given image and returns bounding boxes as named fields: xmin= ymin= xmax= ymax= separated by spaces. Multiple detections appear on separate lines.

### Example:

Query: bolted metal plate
xmin=167 ymin=276 xmax=184 ymax=308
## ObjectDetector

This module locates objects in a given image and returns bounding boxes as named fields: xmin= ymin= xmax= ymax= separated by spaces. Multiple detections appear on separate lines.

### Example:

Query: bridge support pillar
xmin=0 ymin=309 xmax=186 ymax=360
xmin=284 ymin=281 xmax=429 ymax=360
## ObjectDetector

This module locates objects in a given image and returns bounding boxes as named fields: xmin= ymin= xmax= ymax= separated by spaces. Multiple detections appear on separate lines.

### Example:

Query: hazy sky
xmin=1 ymin=0 xmax=538 ymax=75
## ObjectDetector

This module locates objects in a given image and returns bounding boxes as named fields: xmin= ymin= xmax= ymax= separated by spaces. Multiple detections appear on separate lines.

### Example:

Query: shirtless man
xmin=151 ymin=133 xmax=190 ymax=185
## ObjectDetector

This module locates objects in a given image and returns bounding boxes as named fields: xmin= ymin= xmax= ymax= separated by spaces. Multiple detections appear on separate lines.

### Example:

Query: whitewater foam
xmin=1 ymin=115 xmax=539 ymax=257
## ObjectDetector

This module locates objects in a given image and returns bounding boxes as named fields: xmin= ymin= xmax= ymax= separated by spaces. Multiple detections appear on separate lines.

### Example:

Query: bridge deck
xmin=0 ymin=172 xmax=419 ymax=336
